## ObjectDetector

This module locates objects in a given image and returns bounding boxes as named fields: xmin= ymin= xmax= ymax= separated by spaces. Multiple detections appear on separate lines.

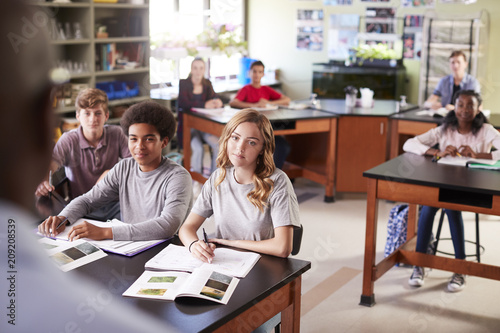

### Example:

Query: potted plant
xmin=352 ymin=43 xmax=399 ymax=67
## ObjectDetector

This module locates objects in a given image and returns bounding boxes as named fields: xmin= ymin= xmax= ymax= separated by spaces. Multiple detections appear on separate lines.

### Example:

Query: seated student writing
xmin=35 ymin=88 xmax=131 ymax=219
xmin=229 ymin=60 xmax=291 ymax=169
xmin=178 ymin=58 xmax=223 ymax=177
xmin=39 ymin=101 xmax=193 ymax=241
xmin=403 ymin=90 xmax=500 ymax=292
xmin=178 ymin=109 xmax=300 ymax=262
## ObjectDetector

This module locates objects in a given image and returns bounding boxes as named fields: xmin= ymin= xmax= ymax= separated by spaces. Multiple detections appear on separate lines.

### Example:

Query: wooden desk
xmin=360 ymin=153 xmax=500 ymax=306
xmin=183 ymin=108 xmax=338 ymax=202
xmin=77 ymin=240 xmax=311 ymax=332
xmin=311 ymin=99 xmax=417 ymax=193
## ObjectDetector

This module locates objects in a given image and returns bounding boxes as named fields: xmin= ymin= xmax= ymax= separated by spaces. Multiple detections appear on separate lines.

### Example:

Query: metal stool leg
xmin=475 ymin=213 xmax=480 ymax=263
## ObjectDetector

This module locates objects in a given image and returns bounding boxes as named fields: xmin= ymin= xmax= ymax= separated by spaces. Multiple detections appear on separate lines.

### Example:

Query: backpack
xmin=384 ymin=204 xmax=409 ymax=257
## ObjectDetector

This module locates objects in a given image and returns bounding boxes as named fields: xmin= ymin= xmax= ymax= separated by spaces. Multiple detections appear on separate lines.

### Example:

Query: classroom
xmin=3 ymin=0 xmax=500 ymax=332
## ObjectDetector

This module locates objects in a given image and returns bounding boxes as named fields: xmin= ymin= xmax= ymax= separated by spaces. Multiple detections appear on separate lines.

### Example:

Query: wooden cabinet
xmin=336 ymin=116 xmax=388 ymax=193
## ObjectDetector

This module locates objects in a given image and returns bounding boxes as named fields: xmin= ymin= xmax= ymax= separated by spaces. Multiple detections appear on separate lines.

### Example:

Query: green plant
xmin=197 ymin=21 xmax=247 ymax=57
xmin=353 ymin=43 xmax=398 ymax=61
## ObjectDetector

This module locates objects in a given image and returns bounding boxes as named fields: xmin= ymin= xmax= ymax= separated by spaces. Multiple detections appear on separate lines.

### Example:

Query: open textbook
xmin=122 ymin=269 xmax=239 ymax=304
xmin=38 ymin=237 xmax=107 ymax=272
xmin=437 ymin=156 xmax=498 ymax=167
xmin=145 ymin=244 xmax=261 ymax=278
xmin=38 ymin=218 xmax=168 ymax=256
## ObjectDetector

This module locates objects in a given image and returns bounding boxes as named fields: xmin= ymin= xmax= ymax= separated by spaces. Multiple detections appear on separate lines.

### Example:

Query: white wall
xmin=247 ymin=0 xmax=500 ymax=110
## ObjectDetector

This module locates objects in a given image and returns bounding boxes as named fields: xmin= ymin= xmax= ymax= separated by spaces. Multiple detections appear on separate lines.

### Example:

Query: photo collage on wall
xmin=296 ymin=9 xmax=324 ymax=51
xmin=401 ymin=0 xmax=435 ymax=6
xmin=403 ymin=15 xmax=423 ymax=59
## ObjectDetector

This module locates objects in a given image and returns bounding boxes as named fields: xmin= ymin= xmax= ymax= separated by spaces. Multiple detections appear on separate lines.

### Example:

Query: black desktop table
xmin=182 ymin=108 xmax=338 ymax=202
xmin=75 ymin=240 xmax=311 ymax=332
xmin=360 ymin=153 xmax=500 ymax=306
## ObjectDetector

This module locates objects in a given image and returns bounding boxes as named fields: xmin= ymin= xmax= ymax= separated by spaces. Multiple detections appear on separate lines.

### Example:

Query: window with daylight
xmin=150 ymin=0 xmax=246 ymax=98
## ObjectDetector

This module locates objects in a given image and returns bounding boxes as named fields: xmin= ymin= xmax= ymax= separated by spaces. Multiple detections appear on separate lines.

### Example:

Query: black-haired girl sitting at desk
xmin=403 ymin=90 xmax=500 ymax=292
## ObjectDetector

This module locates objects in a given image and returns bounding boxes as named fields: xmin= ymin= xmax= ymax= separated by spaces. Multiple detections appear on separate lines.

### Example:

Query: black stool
xmin=432 ymin=210 xmax=484 ymax=262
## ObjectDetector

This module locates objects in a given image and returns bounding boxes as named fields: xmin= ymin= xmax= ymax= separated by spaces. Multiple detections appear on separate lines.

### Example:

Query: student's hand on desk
xmin=35 ymin=180 xmax=55 ymax=197
xmin=445 ymin=104 xmax=455 ymax=111
xmin=205 ymin=98 xmax=223 ymax=109
xmin=458 ymin=145 xmax=476 ymax=158
xmin=190 ymin=240 xmax=216 ymax=264
xmin=441 ymin=145 xmax=461 ymax=157
xmin=68 ymin=221 xmax=112 ymax=241
xmin=38 ymin=215 xmax=67 ymax=237
xmin=254 ymin=99 xmax=269 ymax=108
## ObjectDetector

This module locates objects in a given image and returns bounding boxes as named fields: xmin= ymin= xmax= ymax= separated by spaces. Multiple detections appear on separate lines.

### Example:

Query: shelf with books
xmin=95 ymin=37 xmax=150 ymax=43
xmin=94 ymin=3 xmax=149 ymax=10
xmin=95 ymin=67 xmax=149 ymax=76
xmin=31 ymin=0 xmax=150 ymax=123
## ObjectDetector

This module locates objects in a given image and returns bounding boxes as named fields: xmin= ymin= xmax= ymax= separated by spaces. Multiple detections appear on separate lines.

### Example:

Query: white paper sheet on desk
xmin=288 ymin=102 xmax=309 ymax=110
xmin=416 ymin=108 xmax=449 ymax=117
xmin=191 ymin=107 xmax=239 ymax=115
xmin=252 ymin=104 xmax=279 ymax=111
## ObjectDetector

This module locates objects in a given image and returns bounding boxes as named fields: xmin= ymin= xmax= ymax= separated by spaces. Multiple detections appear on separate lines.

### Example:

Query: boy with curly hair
xmin=39 ymin=101 xmax=193 ymax=241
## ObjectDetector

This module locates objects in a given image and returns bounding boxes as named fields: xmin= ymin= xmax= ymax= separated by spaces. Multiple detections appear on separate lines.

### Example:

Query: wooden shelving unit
xmin=30 ymin=0 xmax=150 ymax=116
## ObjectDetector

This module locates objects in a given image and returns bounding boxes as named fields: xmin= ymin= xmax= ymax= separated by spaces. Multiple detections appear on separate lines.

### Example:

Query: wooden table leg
xmin=360 ymin=178 xmax=378 ymax=306
xmin=281 ymin=276 xmax=302 ymax=333
xmin=324 ymin=118 xmax=337 ymax=203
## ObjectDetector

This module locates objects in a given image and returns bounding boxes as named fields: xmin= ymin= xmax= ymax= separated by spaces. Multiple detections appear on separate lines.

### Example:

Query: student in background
xmin=178 ymin=57 xmax=223 ymax=176
xmin=0 ymin=1 xmax=178 ymax=331
xmin=39 ymin=101 xmax=193 ymax=241
xmin=35 ymin=88 xmax=130 ymax=219
xmin=229 ymin=61 xmax=291 ymax=169
xmin=178 ymin=109 xmax=300 ymax=260
xmin=424 ymin=50 xmax=480 ymax=111
xmin=404 ymin=90 xmax=500 ymax=292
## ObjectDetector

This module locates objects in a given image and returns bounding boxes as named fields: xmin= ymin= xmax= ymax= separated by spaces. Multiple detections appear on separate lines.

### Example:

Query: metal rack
xmin=418 ymin=10 xmax=489 ymax=105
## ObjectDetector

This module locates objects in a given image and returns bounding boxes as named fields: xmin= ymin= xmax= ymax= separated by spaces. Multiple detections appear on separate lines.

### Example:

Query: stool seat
xmin=432 ymin=210 xmax=484 ymax=262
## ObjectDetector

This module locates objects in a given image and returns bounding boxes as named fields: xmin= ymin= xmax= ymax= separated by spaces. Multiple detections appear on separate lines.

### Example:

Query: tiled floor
xmin=290 ymin=178 xmax=500 ymax=333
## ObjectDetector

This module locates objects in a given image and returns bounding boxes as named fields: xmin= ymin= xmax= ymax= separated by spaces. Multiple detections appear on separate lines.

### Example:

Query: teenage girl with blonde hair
xmin=179 ymin=109 xmax=300 ymax=263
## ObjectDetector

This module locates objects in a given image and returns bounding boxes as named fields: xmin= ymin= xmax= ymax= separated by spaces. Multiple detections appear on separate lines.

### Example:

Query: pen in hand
xmin=48 ymin=170 xmax=53 ymax=200
xmin=50 ymin=217 xmax=69 ymax=236
xmin=203 ymin=228 xmax=213 ymax=263
xmin=203 ymin=228 xmax=209 ymax=244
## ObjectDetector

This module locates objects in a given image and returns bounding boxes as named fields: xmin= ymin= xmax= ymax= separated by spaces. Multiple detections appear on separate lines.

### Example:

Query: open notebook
xmin=437 ymin=156 xmax=498 ymax=167
xmin=37 ymin=218 xmax=169 ymax=256
xmin=144 ymin=244 xmax=261 ymax=278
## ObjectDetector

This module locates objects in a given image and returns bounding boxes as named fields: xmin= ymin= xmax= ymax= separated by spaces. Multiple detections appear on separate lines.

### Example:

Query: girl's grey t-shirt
xmin=192 ymin=167 xmax=300 ymax=241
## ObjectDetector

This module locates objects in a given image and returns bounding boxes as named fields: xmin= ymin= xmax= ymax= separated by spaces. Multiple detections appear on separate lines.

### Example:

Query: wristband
xmin=188 ymin=239 xmax=199 ymax=253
